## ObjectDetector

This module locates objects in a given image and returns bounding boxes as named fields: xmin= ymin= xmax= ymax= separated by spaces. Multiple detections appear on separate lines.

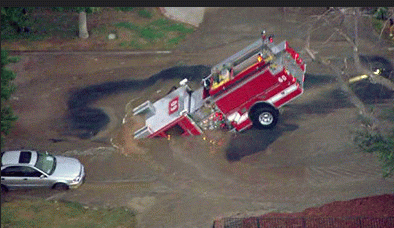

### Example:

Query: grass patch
xmin=379 ymin=107 xmax=394 ymax=122
xmin=162 ymin=23 xmax=194 ymax=33
xmin=150 ymin=18 xmax=169 ymax=26
xmin=138 ymin=9 xmax=152 ymax=19
xmin=1 ymin=9 xmax=78 ymax=42
xmin=1 ymin=199 xmax=137 ymax=228
xmin=91 ymin=25 xmax=108 ymax=36
xmin=114 ymin=22 xmax=139 ymax=30
xmin=371 ymin=18 xmax=383 ymax=33
xmin=354 ymin=108 xmax=394 ymax=178
xmin=1 ymin=7 xmax=195 ymax=50
xmin=114 ymin=17 xmax=194 ymax=47
xmin=167 ymin=35 xmax=186 ymax=45
xmin=354 ymin=129 xmax=394 ymax=177
xmin=129 ymin=40 xmax=143 ymax=49
xmin=115 ymin=7 xmax=135 ymax=12
xmin=140 ymin=27 xmax=164 ymax=41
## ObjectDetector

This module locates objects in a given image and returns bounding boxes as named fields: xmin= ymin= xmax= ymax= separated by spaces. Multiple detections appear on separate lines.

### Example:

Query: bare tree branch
xmin=379 ymin=19 xmax=390 ymax=39
xmin=323 ymin=18 xmax=357 ymax=47
xmin=322 ymin=31 xmax=338 ymax=44
xmin=370 ymin=74 xmax=394 ymax=91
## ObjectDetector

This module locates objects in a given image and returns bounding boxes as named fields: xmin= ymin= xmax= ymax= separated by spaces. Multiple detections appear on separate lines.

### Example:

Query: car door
xmin=22 ymin=166 xmax=53 ymax=188
xmin=1 ymin=166 xmax=28 ymax=188
xmin=1 ymin=166 xmax=51 ymax=188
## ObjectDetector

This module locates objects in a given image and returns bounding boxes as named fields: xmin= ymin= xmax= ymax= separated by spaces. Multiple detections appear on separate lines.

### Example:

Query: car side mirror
xmin=40 ymin=174 xmax=46 ymax=179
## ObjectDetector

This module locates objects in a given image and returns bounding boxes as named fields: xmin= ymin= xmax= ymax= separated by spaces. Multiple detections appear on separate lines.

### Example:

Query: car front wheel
xmin=53 ymin=183 xmax=69 ymax=191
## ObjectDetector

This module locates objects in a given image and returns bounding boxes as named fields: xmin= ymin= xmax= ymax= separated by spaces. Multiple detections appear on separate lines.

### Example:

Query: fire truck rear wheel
xmin=251 ymin=107 xmax=278 ymax=129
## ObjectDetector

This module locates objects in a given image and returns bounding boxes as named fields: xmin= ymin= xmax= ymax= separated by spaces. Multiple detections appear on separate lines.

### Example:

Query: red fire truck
xmin=133 ymin=31 xmax=306 ymax=139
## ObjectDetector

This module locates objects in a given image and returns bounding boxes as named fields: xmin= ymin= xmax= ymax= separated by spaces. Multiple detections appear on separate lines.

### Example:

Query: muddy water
xmin=110 ymin=72 xmax=358 ymax=184
xmin=351 ymin=55 xmax=394 ymax=104
xmin=350 ymin=80 xmax=394 ymax=104
xmin=76 ymin=68 xmax=393 ymax=228
xmin=110 ymin=74 xmax=357 ymax=190
xmin=360 ymin=55 xmax=393 ymax=78
xmin=66 ymin=66 xmax=210 ymax=138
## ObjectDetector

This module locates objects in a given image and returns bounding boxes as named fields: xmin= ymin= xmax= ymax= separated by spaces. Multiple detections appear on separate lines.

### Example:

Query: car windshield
xmin=34 ymin=152 xmax=56 ymax=175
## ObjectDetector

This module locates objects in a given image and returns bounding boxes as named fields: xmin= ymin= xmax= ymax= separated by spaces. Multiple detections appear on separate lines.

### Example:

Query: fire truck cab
xmin=133 ymin=31 xmax=306 ymax=139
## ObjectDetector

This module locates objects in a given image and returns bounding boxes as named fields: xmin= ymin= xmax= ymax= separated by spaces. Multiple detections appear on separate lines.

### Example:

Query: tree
xmin=76 ymin=8 xmax=89 ymax=39
xmin=299 ymin=7 xmax=394 ymax=177
xmin=355 ymin=129 xmax=394 ymax=177
xmin=1 ymin=50 xmax=18 ymax=147
xmin=1 ymin=7 xmax=31 ymax=34
xmin=74 ymin=7 xmax=101 ymax=39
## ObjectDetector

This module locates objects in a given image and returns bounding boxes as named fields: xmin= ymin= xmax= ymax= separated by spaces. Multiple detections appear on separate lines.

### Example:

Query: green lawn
xmin=1 ymin=198 xmax=137 ymax=228
xmin=1 ymin=7 xmax=195 ymax=51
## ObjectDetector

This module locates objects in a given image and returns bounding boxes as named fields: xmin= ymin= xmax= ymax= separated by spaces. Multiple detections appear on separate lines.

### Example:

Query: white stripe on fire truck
xmin=266 ymin=84 xmax=298 ymax=104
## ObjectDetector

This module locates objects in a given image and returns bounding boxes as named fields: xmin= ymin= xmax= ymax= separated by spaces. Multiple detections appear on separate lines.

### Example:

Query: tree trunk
xmin=78 ymin=11 xmax=89 ymax=39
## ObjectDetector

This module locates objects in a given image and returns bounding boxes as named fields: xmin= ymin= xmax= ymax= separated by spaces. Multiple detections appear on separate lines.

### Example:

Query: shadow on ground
xmin=360 ymin=55 xmax=393 ymax=79
xmin=303 ymin=74 xmax=336 ymax=89
xmin=225 ymin=123 xmax=299 ymax=162
xmin=225 ymin=74 xmax=353 ymax=162
xmin=66 ymin=65 xmax=211 ymax=139
xmin=350 ymin=81 xmax=394 ymax=104
xmin=286 ymin=88 xmax=354 ymax=118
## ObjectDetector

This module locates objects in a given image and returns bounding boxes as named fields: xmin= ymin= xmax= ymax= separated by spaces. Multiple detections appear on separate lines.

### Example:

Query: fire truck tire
xmin=251 ymin=107 xmax=278 ymax=129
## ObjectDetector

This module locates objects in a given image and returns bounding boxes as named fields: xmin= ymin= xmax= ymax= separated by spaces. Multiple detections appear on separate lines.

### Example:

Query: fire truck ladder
xmin=133 ymin=100 xmax=155 ymax=139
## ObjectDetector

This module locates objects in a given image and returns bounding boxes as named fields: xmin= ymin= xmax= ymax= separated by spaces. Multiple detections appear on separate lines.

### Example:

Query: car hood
xmin=51 ymin=156 xmax=82 ymax=178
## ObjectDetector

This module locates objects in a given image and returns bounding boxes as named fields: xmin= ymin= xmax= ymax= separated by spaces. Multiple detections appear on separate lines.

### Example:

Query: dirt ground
xmin=2 ymin=7 xmax=394 ymax=228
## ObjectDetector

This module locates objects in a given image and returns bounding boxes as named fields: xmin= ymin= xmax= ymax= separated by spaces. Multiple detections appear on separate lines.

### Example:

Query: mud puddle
xmin=350 ymin=80 xmax=394 ymax=104
xmin=360 ymin=55 xmax=393 ymax=79
xmin=66 ymin=65 xmax=210 ymax=139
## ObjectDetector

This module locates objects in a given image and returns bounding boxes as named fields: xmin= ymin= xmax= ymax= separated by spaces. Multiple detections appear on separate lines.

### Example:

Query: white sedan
xmin=1 ymin=150 xmax=85 ymax=192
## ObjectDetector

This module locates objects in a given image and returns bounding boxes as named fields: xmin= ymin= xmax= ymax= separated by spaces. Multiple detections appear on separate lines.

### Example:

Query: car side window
xmin=1 ymin=166 xmax=43 ymax=177
xmin=1 ymin=166 xmax=25 ymax=177
xmin=22 ymin=167 xmax=43 ymax=177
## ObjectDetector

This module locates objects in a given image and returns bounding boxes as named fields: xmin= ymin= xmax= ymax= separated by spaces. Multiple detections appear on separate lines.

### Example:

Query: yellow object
xmin=211 ymin=69 xmax=231 ymax=90
xmin=373 ymin=69 xmax=381 ymax=75
xmin=264 ymin=55 xmax=273 ymax=62
xmin=348 ymin=75 xmax=368 ymax=83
